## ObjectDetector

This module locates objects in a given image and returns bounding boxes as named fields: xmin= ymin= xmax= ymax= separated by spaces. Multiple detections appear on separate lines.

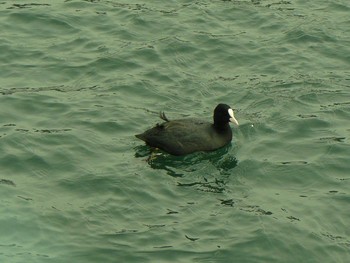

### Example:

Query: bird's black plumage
xmin=135 ymin=104 xmax=238 ymax=156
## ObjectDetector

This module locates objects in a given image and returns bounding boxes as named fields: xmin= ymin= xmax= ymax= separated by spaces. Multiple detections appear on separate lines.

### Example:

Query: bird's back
xmin=136 ymin=118 xmax=232 ymax=155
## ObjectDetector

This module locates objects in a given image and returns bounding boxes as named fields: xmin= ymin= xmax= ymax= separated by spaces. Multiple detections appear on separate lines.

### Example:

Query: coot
xmin=135 ymin=104 xmax=239 ymax=156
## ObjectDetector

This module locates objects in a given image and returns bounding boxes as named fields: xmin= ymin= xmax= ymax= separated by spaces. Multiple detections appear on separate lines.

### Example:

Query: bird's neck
xmin=213 ymin=122 xmax=230 ymax=132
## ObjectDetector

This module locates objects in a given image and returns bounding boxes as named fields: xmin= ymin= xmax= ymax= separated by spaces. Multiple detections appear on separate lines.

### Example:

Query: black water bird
xmin=135 ymin=104 xmax=239 ymax=156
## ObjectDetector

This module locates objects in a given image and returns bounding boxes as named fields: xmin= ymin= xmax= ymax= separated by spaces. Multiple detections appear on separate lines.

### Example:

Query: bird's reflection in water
xmin=135 ymin=144 xmax=238 ymax=193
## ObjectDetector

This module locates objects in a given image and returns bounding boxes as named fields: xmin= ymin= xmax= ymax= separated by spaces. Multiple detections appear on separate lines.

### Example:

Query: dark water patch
xmin=265 ymin=1 xmax=293 ymax=10
xmin=185 ymin=235 xmax=199 ymax=242
xmin=135 ymin=143 xmax=239 ymax=195
xmin=7 ymin=3 xmax=50 ymax=9
xmin=219 ymin=198 xmax=235 ymax=207
xmin=135 ymin=142 xmax=237 ymax=175
xmin=153 ymin=245 xmax=173 ymax=249
xmin=318 ymin=136 xmax=345 ymax=143
xmin=178 ymin=178 xmax=226 ymax=194
xmin=338 ymin=178 xmax=349 ymax=181
xmin=239 ymin=205 xmax=273 ymax=216
xmin=321 ymin=101 xmax=350 ymax=111
xmin=1 ymin=85 xmax=73 ymax=95
xmin=15 ymin=128 xmax=29 ymax=133
xmin=328 ymin=190 xmax=338 ymax=194
xmin=280 ymin=161 xmax=308 ymax=165
xmin=7 ymin=127 xmax=73 ymax=134
xmin=17 ymin=195 xmax=33 ymax=201
xmin=114 ymin=229 xmax=139 ymax=235
xmin=320 ymin=232 xmax=350 ymax=250
xmin=286 ymin=216 xmax=300 ymax=222
xmin=166 ymin=209 xmax=178 ymax=215
xmin=34 ymin=129 xmax=72 ymax=134
xmin=297 ymin=114 xmax=317 ymax=119
xmin=0 ymin=179 xmax=16 ymax=187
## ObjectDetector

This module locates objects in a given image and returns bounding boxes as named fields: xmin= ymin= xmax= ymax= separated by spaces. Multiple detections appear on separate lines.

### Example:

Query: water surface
xmin=0 ymin=1 xmax=349 ymax=262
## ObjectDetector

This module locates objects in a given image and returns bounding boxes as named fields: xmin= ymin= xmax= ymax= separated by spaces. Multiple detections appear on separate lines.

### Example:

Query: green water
xmin=1 ymin=1 xmax=349 ymax=262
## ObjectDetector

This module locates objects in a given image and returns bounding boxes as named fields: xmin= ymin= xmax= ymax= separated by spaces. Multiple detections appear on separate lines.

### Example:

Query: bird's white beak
xmin=228 ymin=108 xmax=239 ymax=126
